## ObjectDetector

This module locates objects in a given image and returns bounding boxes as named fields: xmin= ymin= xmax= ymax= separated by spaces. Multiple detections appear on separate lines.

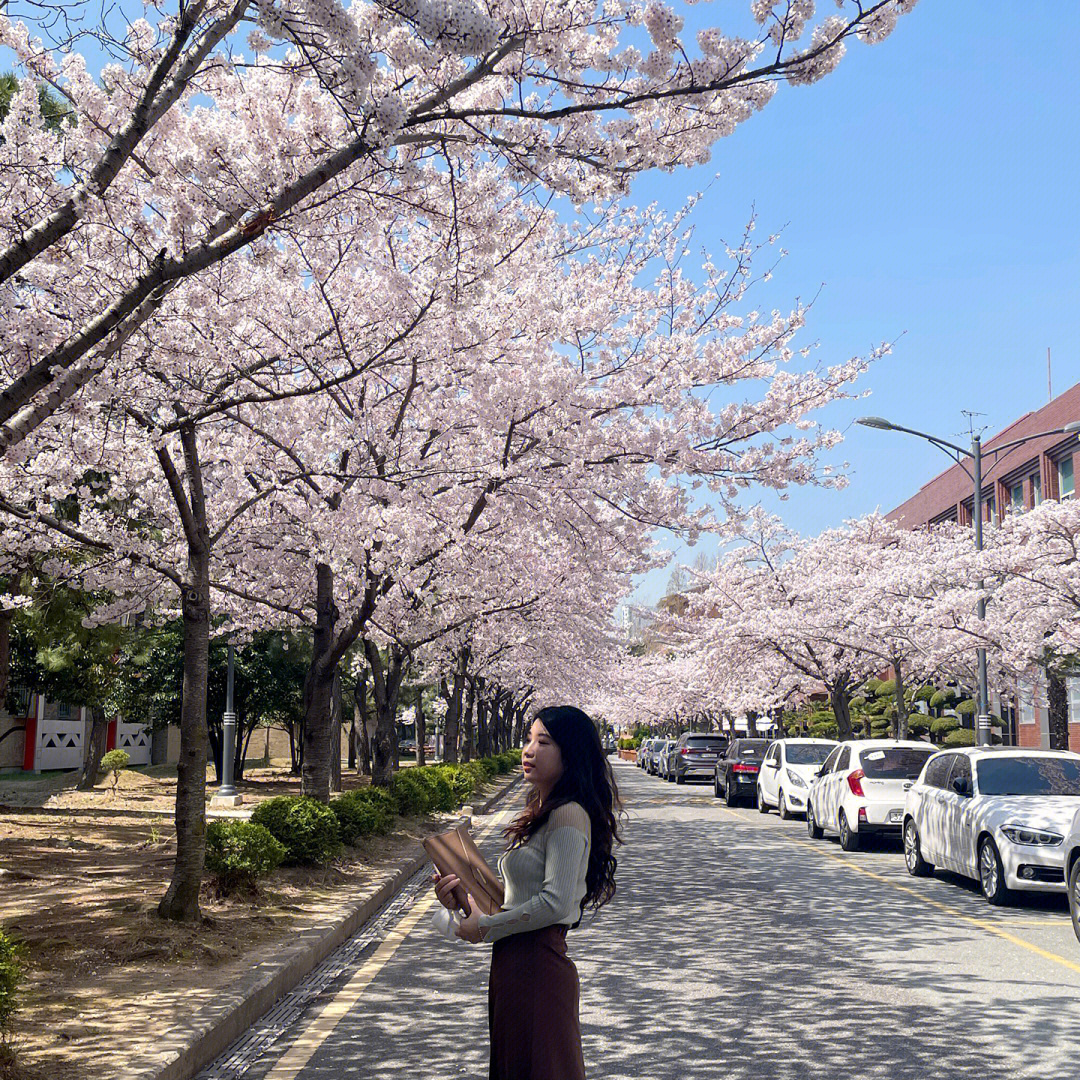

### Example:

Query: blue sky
xmin=626 ymin=1 xmax=1080 ymax=606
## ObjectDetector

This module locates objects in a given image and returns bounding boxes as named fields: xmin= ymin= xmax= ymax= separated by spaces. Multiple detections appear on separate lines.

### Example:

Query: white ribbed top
xmin=478 ymin=801 xmax=591 ymax=944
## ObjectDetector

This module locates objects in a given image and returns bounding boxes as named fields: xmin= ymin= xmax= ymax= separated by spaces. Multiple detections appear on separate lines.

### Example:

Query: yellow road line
xmin=714 ymin=805 xmax=1080 ymax=976
xmin=264 ymin=808 xmax=513 ymax=1080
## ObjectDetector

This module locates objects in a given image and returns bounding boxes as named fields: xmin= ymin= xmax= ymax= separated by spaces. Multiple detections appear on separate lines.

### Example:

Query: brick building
xmin=885 ymin=381 xmax=1080 ymax=751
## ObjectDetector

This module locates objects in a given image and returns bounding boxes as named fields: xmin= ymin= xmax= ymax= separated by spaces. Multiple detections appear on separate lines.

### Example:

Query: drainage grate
xmin=195 ymin=863 xmax=434 ymax=1079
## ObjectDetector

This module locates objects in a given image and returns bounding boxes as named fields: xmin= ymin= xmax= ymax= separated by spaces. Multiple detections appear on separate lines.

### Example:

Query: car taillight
xmin=680 ymin=748 xmax=689 ymax=755
xmin=732 ymin=763 xmax=758 ymax=773
xmin=847 ymin=769 xmax=865 ymax=797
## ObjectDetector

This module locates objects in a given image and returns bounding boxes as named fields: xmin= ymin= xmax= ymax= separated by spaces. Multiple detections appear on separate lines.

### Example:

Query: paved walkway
xmin=199 ymin=760 xmax=1080 ymax=1080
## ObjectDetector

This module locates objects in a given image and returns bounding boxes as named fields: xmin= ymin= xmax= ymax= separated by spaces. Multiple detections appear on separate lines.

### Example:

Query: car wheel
xmin=714 ymin=776 xmax=722 ymax=799
xmin=724 ymin=776 xmax=738 ymax=808
xmin=903 ymin=818 xmax=933 ymax=877
xmin=675 ymin=771 xmax=685 ymax=784
xmin=778 ymin=789 xmax=792 ymax=821
xmin=757 ymin=786 xmax=769 ymax=814
xmin=979 ymin=837 xmax=1010 ymax=905
xmin=806 ymin=800 xmax=823 ymax=839
xmin=839 ymin=810 xmax=859 ymax=852
xmin=1069 ymin=858 xmax=1080 ymax=945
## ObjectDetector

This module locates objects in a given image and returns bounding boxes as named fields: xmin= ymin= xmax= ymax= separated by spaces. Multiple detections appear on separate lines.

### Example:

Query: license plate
xmin=888 ymin=810 xmax=903 ymax=823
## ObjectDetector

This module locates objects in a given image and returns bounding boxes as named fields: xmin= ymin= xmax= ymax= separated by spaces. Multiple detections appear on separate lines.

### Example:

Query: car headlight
xmin=1000 ymin=825 xmax=1064 ymax=847
xmin=785 ymin=769 xmax=807 ymax=788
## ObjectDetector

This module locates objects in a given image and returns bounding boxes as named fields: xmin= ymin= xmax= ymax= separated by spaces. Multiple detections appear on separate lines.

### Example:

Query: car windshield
xmin=976 ymin=756 xmax=1080 ymax=796
xmin=860 ymin=747 xmax=935 ymax=779
xmin=687 ymin=739 xmax=726 ymax=751
xmin=736 ymin=741 xmax=768 ymax=758
xmin=786 ymin=743 xmax=834 ymax=765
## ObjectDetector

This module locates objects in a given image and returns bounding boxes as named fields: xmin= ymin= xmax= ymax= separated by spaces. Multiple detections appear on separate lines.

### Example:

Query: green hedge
xmin=955 ymin=699 xmax=977 ymax=718
xmin=943 ymin=728 xmax=977 ymax=748
xmin=250 ymin=796 xmax=342 ymax=865
xmin=205 ymin=820 xmax=286 ymax=891
xmin=331 ymin=788 xmax=397 ymax=844
xmin=0 ymin=929 xmax=21 ymax=1035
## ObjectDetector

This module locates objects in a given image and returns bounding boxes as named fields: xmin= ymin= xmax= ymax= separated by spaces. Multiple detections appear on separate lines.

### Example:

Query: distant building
xmin=886 ymin=381 xmax=1080 ymax=750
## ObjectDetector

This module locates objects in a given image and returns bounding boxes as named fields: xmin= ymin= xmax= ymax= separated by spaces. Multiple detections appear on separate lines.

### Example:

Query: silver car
xmin=656 ymin=739 xmax=679 ymax=780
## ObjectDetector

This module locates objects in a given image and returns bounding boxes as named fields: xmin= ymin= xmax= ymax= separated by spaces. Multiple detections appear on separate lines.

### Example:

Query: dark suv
xmin=671 ymin=733 xmax=730 ymax=784
xmin=715 ymin=738 xmax=770 ymax=805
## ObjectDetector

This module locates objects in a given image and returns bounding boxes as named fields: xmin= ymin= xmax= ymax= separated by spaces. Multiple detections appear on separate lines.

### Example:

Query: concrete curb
xmin=144 ymin=770 xmax=525 ymax=1080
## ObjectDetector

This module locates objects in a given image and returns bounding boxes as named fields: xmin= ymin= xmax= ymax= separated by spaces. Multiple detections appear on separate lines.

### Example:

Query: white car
xmin=757 ymin=738 xmax=838 ymax=819
xmin=903 ymin=747 xmax=1080 ymax=905
xmin=807 ymin=739 xmax=937 ymax=851
xmin=1064 ymin=808 xmax=1080 ymax=942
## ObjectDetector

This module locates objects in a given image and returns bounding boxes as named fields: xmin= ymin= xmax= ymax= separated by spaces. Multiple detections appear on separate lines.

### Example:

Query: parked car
xmin=807 ymin=740 xmax=936 ymax=851
xmin=670 ymin=733 xmax=729 ymax=784
xmin=648 ymin=739 xmax=673 ymax=776
xmin=657 ymin=739 xmax=679 ymax=780
xmin=904 ymin=747 xmax=1080 ymax=905
xmin=758 ymin=738 xmax=838 ymax=818
xmin=637 ymin=740 xmax=653 ymax=767
xmin=1064 ymin=807 xmax=1080 ymax=942
xmin=714 ymin=739 xmax=770 ymax=805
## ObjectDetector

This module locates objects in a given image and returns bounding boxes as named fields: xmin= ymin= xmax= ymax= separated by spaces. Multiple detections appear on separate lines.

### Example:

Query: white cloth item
xmin=431 ymin=905 xmax=461 ymax=940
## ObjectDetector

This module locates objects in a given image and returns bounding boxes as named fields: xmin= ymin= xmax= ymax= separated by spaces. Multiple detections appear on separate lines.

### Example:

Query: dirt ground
xmin=0 ymin=765 xmax=512 ymax=1080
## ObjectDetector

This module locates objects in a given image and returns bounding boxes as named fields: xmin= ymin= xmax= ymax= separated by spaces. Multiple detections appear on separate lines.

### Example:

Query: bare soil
xmin=0 ymin=765 xmax=512 ymax=1080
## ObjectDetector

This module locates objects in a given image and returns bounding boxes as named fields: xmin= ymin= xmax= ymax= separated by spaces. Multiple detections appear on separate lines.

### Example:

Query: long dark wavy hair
xmin=503 ymin=705 xmax=624 ymax=926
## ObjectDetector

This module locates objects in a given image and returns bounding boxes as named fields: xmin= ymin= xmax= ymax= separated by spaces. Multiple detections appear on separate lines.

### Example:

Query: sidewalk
xmin=0 ymin=768 xmax=523 ymax=1080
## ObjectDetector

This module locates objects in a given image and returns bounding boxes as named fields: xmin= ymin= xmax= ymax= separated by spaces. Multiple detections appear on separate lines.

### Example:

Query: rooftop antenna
xmin=960 ymin=410 xmax=987 ymax=442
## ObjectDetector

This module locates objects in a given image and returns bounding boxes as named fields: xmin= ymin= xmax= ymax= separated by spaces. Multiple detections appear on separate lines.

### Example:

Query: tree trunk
xmin=462 ymin=678 xmax=475 ymax=763
xmin=746 ymin=711 xmax=759 ymax=738
xmin=347 ymin=696 xmax=357 ymax=770
xmin=0 ymin=605 xmax=11 ymax=708
xmin=301 ymin=562 xmax=337 ymax=803
xmin=366 ymin=641 xmax=406 ymax=788
xmin=829 ymin=679 xmax=855 ymax=742
xmin=355 ymin=673 xmax=372 ymax=776
xmin=158 ymin=541 xmax=210 ymax=923
xmin=893 ymin=657 xmax=909 ymax=741
xmin=329 ymin=672 xmax=343 ymax=793
xmin=443 ymin=649 xmax=468 ymax=764
xmin=476 ymin=687 xmax=491 ymax=758
xmin=1047 ymin=669 xmax=1069 ymax=750
xmin=415 ymin=695 xmax=426 ymax=767
xmin=77 ymin=706 xmax=110 ymax=791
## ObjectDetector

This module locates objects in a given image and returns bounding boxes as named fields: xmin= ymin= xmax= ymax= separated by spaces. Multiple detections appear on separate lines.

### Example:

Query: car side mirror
xmin=951 ymin=776 xmax=972 ymax=798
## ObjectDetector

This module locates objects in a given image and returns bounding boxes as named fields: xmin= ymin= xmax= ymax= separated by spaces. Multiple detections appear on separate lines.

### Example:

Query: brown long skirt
xmin=488 ymin=924 xmax=586 ymax=1080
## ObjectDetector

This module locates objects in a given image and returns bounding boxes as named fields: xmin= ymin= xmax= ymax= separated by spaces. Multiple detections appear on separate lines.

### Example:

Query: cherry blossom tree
xmin=0 ymin=0 xmax=919 ymax=449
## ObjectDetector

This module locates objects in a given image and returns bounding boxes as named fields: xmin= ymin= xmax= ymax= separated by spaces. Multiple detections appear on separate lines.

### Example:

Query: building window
xmin=1032 ymin=473 xmax=1042 ymax=505
xmin=984 ymin=493 xmax=995 ymax=521
xmin=1018 ymin=684 xmax=1035 ymax=724
xmin=56 ymin=702 xmax=75 ymax=721
xmin=1010 ymin=482 xmax=1024 ymax=512
xmin=1069 ymin=678 xmax=1080 ymax=726
xmin=1058 ymin=456 xmax=1074 ymax=500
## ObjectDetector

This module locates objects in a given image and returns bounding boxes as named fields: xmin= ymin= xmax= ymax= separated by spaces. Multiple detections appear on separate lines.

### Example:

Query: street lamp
xmin=211 ymin=642 xmax=243 ymax=807
xmin=857 ymin=415 xmax=1080 ymax=746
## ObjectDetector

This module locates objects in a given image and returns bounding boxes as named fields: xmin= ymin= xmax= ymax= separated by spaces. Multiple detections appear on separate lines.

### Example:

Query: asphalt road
xmin=201 ymin=760 xmax=1080 ymax=1080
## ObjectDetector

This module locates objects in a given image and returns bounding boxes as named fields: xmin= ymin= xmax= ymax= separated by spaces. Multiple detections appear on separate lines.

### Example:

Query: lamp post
xmin=857 ymin=416 xmax=1080 ymax=746
xmin=211 ymin=642 xmax=243 ymax=806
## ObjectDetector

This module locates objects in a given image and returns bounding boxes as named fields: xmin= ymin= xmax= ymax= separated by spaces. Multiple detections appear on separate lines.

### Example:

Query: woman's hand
xmin=455 ymin=897 xmax=486 ymax=943
xmin=432 ymin=872 xmax=471 ymax=916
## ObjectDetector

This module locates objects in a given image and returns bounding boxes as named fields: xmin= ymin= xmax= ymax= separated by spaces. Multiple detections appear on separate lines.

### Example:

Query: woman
xmin=433 ymin=705 xmax=623 ymax=1080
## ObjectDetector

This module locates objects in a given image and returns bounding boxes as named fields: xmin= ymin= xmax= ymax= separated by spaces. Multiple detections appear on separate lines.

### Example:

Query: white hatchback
xmin=807 ymin=740 xmax=937 ymax=851
xmin=757 ymin=738 xmax=838 ymax=818
xmin=903 ymin=747 xmax=1080 ymax=905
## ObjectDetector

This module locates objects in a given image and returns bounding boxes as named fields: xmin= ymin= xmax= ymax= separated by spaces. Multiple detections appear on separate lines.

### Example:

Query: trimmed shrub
xmin=100 ymin=748 xmax=130 ymax=793
xmin=907 ymin=713 xmax=933 ymax=736
xmin=863 ymin=678 xmax=884 ymax=696
xmin=413 ymin=767 xmax=457 ymax=812
xmin=440 ymin=764 xmax=481 ymax=804
xmin=389 ymin=770 xmax=433 ymax=815
xmin=0 ymin=929 xmax=21 ymax=1036
xmin=250 ymin=796 xmax=341 ymax=865
xmin=913 ymin=685 xmax=937 ymax=703
xmin=205 ymin=820 xmax=285 ymax=891
xmin=955 ymin=699 xmax=977 ymax=718
xmin=875 ymin=679 xmax=897 ymax=699
xmin=943 ymin=728 xmax=977 ymax=748
xmin=869 ymin=719 xmax=890 ymax=737
xmin=931 ymin=715 xmax=960 ymax=736
xmin=929 ymin=689 xmax=957 ymax=709
xmin=332 ymin=789 xmax=397 ymax=844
